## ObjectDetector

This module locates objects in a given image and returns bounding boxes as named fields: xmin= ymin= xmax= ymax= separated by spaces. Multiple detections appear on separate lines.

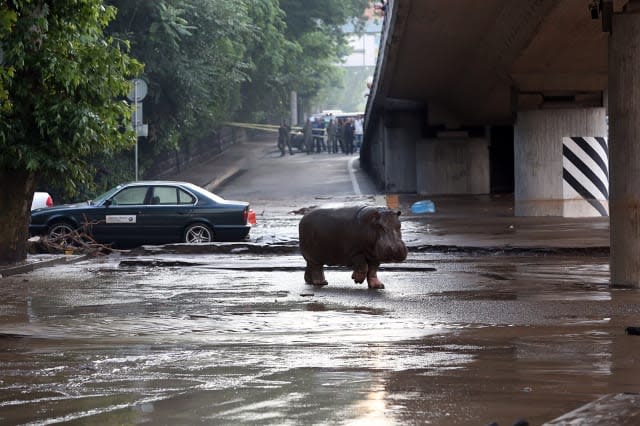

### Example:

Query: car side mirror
xmin=103 ymin=199 xmax=112 ymax=207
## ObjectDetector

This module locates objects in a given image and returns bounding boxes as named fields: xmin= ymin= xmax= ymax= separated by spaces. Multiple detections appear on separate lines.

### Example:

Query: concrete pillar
xmin=514 ymin=108 xmax=607 ymax=216
xmin=382 ymin=111 xmax=421 ymax=193
xmin=416 ymin=137 xmax=490 ymax=195
xmin=609 ymin=6 xmax=640 ymax=287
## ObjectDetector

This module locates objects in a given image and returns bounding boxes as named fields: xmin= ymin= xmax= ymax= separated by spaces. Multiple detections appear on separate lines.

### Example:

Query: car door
xmin=90 ymin=185 xmax=151 ymax=243
xmin=140 ymin=185 xmax=197 ymax=243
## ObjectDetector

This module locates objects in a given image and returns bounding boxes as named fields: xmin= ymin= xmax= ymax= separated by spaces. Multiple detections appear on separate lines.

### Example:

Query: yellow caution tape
xmin=223 ymin=122 xmax=303 ymax=132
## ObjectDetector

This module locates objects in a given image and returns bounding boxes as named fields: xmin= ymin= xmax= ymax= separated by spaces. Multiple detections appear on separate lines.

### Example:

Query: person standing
xmin=319 ymin=119 xmax=327 ymax=152
xmin=311 ymin=118 xmax=324 ymax=153
xmin=354 ymin=116 xmax=364 ymax=152
xmin=343 ymin=119 xmax=355 ymax=155
xmin=285 ymin=121 xmax=293 ymax=155
xmin=336 ymin=118 xmax=344 ymax=153
xmin=303 ymin=119 xmax=313 ymax=154
xmin=277 ymin=121 xmax=286 ymax=156
xmin=277 ymin=121 xmax=293 ymax=156
xmin=326 ymin=118 xmax=336 ymax=153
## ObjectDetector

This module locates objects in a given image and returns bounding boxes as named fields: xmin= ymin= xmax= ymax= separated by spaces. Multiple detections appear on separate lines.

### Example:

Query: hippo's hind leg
xmin=304 ymin=260 xmax=328 ymax=286
xmin=350 ymin=254 xmax=368 ymax=284
xmin=366 ymin=262 xmax=385 ymax=289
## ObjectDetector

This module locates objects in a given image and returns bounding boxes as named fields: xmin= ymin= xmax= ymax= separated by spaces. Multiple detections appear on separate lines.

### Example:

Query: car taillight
xmin=46 ymin=195 xmax=53 ymax=207
xmin=244 ymin=207 xmax=257 ymax=226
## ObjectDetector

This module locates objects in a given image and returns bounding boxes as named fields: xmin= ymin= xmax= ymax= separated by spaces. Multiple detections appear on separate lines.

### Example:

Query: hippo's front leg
xmin=304 ymin=260 xmax=328 ymax=286
xmin=350 ymin=254 xmax=368 ymax=284
xmin=366 ymin=262 xmax=385 ymax=289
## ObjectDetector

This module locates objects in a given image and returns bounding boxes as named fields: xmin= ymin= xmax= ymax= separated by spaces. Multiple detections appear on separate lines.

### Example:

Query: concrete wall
xmin=417 ymin=138 xmax=490 ymax=195
xmin=514 ymin=108 xmax=607 ymax=216
xmin=381 ymin=111 xmax=422 ymax=193
xmin=363 ymin=111 xmax=491 ymax=195
xmin=383 ymin=126 xmax=417 ymax=193
xmin=361 ymin=118 xmax=386 ymax=189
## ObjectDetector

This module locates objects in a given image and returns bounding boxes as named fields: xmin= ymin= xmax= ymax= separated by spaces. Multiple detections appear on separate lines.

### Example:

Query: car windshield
xmin=91 ymin=184 xmax=125 ymax=205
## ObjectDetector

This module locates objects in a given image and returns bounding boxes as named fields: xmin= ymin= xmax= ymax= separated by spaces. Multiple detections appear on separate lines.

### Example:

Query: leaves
xmin=107 ymin=0 xmax=254 ymax=169
xmin=105 ymin=0 xmax=369 ymax=156
xmin=239 ymin=0 xmax=370 ymax=121
xmin=0 ymin=0 xmax=142 ymax=196
xmin=149 ymin=1 xmax=196 ymax=50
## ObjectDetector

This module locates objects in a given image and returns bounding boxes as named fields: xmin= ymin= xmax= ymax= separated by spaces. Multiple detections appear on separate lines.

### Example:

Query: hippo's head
xmin=363 ymin=207 xmax=408 ymax=263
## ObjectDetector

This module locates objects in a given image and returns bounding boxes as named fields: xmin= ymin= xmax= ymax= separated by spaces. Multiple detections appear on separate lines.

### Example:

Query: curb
xmin=0 ymin=254 xmax=89 ymax=278
xmin=204 ymin=167 xmax=243 ymax=192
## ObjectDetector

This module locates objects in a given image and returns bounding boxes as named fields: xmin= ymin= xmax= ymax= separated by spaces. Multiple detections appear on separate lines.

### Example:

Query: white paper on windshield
xmin=106 ymin=215 xmax=137 ymax=224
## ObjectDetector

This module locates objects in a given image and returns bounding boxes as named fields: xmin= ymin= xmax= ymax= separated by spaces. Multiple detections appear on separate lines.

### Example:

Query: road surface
xmin=1 ymin=139 xmax=639 ymax=425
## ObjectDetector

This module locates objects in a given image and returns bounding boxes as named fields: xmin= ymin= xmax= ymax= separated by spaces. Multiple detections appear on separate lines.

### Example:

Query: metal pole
xmin=134 ymin=81 xmax=138 ymax=181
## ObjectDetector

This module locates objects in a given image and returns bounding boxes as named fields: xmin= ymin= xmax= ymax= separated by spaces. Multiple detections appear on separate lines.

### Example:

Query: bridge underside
xmin=368 ymin=0 xmax=618 ymax=126
xmin=362 ymin=0 xmax=640 ymax=286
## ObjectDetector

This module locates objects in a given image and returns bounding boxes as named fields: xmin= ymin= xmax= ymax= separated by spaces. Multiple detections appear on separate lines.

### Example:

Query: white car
xmin=31 ymin=192 xmax=53 ymax=210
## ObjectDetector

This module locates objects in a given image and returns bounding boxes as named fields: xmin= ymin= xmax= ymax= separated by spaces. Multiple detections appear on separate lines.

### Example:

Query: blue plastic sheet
xmin=411 ymin=200 xmax=435 ymax=214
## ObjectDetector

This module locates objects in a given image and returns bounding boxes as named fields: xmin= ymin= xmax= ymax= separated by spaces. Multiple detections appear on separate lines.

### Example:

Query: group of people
xmin=308 ymin=115 xmax=364 ymax=155
xmin=277 ymin=115 xmax=364 ymax=156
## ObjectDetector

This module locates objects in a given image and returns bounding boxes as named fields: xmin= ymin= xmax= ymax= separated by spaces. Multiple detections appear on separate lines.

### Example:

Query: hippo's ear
xmin=362 ymin=209 xmax=381 ymax=224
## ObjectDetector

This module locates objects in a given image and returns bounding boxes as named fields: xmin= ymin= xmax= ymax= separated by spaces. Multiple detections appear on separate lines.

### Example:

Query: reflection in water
xmin=348 ymin=377 xmax=389 ymax=426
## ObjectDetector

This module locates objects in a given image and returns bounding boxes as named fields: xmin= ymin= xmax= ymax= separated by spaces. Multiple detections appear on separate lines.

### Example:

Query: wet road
xmin=2 ymin=140 xmax=640 ymax=425
xmin=2 ymin=251 xmax=639 ymax=425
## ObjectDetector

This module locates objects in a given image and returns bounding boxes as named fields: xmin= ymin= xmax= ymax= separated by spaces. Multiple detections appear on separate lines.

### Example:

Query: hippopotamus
xmin=298 ymin=205 xmax=408 ymax=289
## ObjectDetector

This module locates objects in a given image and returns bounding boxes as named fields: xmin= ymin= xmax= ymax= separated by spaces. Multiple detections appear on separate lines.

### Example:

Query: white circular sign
xmin=127 ymin=78 xmax=148 ymax=102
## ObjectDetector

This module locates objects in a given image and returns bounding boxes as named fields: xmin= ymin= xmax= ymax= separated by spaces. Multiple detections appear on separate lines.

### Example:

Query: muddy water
xmin=1 ymin=252 xmax=639 ymax=425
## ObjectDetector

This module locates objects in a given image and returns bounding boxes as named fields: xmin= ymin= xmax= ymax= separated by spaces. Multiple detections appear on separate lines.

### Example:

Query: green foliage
xmin=106 ymin=0 xmax=369 ymax=146
xmin=0 ymin=7 xmax=17 ymax=113
xmin=250 ymin=0 xmax=369 ymax=120
xmin=279 ymin=0 xmax=368 ymax=39
xmin=149 ymin=2 xmax=196 ymax=50
xmin=0 ymin=0 xmax=142 ymax=196
xmin=107 ymin=0 xmax=256 ymax=174
xmin=237 ymin=0 xmax=297 ymax=123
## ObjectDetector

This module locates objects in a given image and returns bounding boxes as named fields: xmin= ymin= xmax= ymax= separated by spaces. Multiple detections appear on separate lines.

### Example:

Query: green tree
xmin=237 ymin=0 xmax=297 ymax=123
xmin=247 ymin=0 xmax=369 ymax=120
xmin=106 ymin=0 xmax=253 ymax=174
xmin=0 ymin=0 xmax=141 ymax=264
xmin=105 ymin=0 xmax=369 ymax=162
xmin=0 ymin=7 xmax=17 ymax=113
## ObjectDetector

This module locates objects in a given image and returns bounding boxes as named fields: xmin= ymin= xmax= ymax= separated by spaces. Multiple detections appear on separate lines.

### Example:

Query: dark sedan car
xmin=29 ymin=181 xmax=252 ymax=246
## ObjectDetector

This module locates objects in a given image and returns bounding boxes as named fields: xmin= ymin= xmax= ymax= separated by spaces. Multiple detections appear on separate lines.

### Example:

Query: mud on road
xmin=1 ymin=247 xmax=639 ymax=425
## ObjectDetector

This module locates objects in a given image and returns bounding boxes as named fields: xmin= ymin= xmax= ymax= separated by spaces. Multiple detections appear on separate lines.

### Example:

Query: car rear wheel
xmin=184 ymin=223 xmax=213 ymax=243
xmin=47 ymin=222 xmax=76 ymax=247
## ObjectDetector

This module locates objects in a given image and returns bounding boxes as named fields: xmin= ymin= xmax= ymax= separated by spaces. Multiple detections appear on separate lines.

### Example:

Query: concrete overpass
xmin=362 ymin=0 xmax=640 ymax=286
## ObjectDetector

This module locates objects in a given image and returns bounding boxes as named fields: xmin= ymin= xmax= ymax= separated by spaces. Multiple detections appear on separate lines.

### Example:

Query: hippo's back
xmin=299 ymin=206 xmax=364 ymax=265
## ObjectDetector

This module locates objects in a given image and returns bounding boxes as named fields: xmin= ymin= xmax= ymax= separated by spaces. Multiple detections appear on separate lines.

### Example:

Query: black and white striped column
xmin=562 ymin=136 xmax=609 ymax=217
